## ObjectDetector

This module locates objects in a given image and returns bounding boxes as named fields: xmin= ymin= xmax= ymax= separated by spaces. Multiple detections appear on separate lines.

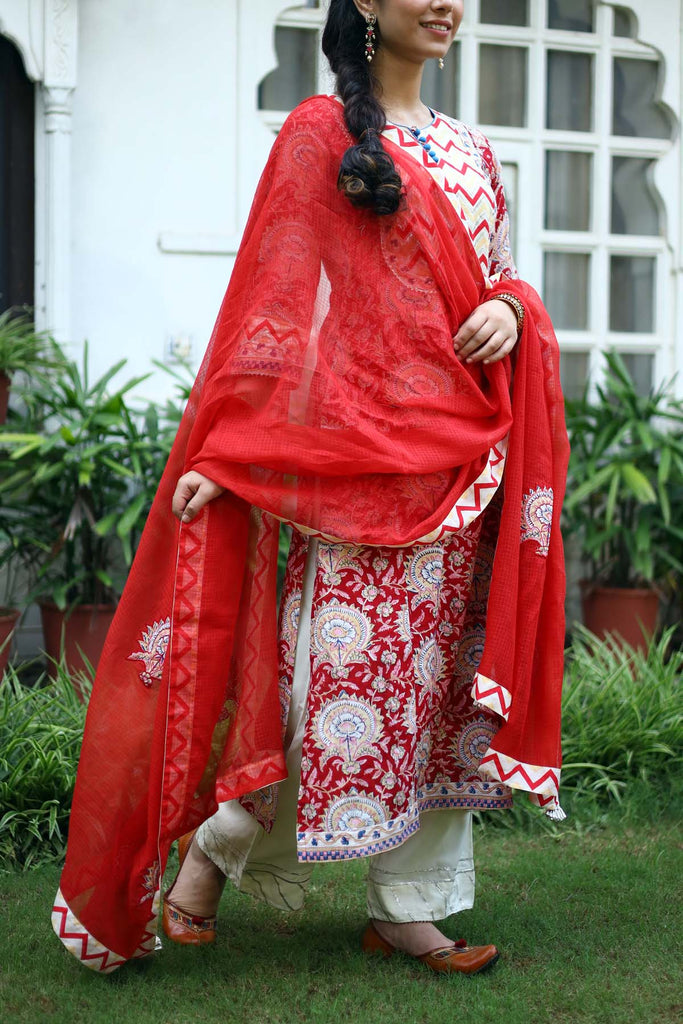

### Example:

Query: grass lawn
xmin=1 ymin=818 xmax=681 ymax=1024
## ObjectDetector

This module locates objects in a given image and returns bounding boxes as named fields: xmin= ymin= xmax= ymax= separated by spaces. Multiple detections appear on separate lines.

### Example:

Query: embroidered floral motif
xmin=521 ymin=487 xmax=554 ymax=557
xmin=314 ymin=695 xmax=383 ymax=774
xmin=239 ymin=785 xmax=279 ymax=832
xmin=405 ymin=547 xmax=445 ymax=608
xmin=128 ymin=618 xmax=171 ymax=687
xmin=311 ymin=604 xmax=372 ymax=669
xmin=454 ymin=717 xmax=497 ymax=769
xmin=139 ymin=861 xmax=160 ymax=905
xmin=414 ymin=636 xmax=445 ymax=695
xmin=325 ymin=791 xmax=387 ymax=832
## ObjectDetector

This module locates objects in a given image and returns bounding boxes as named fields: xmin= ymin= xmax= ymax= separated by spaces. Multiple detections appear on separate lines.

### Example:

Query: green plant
xmin=0 ymin=662 xmax=89 ymax=869
xmin=0 ymin=344 xmax=163 ymax=608
xmin=560 ymin=625 xmax=682 ymax=802
xmin=0 ymin=309 xmax=55 ymax=381
xmin=563 ymin=351 xmax=683 ymax=587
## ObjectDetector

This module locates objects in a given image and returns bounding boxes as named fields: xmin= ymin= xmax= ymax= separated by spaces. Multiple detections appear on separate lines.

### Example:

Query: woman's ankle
xmin=167 ymin=840 xmax=226 ymax=918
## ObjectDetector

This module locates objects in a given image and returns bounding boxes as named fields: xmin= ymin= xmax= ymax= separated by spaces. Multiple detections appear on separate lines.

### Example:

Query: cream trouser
xmin=196 ymin=539 xmax=475 ymax=923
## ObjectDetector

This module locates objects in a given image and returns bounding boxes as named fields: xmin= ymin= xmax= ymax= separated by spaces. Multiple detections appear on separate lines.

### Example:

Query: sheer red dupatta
xmin=52 ymin=95 xmax=568 ymax=973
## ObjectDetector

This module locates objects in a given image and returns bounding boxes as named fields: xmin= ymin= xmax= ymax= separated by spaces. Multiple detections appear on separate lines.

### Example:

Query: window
xmin=260 ymin=2 xmax=675 ymax=399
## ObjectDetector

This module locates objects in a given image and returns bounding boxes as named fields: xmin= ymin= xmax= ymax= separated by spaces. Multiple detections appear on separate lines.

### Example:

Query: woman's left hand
xmin=453 ymin=299 xmax=519 ymax=365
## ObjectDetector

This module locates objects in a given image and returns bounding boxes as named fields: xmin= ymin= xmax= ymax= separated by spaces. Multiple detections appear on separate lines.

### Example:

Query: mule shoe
xmin=361 ymin=921 xmax=499 ymax=975
xmin=162 ymin=829 xmax=217 ymax=946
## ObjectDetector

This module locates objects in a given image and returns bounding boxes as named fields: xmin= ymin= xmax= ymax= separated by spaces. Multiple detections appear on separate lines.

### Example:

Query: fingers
xmin=470 ymin=333 xmax=518 ymax=365
xmin=454 ymin=302 xmax=518 ymax=364
xmin=171 ymin=472 xmax=225 ymax=523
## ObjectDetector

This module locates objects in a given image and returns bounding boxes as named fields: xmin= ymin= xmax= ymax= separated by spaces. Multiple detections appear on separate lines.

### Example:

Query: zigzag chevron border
xmin=280 ymin=439 xmax=507 ymax=546
xmin=471 ymin=671 xmax=513 ymax=720
xmin=52 ymin=888 xmax=159 ymax=973
xmin=478 ymin=747 xmax=564 ymax=818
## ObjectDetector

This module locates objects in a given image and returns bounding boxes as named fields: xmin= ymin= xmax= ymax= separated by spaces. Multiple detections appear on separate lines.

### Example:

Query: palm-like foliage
xmin=564 ymin=351 xmax=683 ymax=587
xmin=0 ymin=345 xmax=177 ymax=608
xmin=0 ymin=309 xmax=56 ymax=380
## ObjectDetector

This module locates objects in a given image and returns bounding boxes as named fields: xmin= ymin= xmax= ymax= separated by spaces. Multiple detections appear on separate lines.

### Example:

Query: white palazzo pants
xmin=196 ymin=538 xmax=476 ymax=923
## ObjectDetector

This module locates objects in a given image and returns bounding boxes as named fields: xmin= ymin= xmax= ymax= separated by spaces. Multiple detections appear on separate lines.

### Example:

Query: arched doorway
xmin=0 ymin=34 xmax=34 ymax=310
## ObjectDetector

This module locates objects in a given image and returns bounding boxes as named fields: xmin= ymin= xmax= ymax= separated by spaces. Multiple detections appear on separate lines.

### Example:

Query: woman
xmin=52 ymin=0 xmax=568 ymax=976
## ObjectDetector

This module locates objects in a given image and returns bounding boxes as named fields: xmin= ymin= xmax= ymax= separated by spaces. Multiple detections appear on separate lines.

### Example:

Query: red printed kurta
xmin=245 ymin=113 xmax=520 ymax=861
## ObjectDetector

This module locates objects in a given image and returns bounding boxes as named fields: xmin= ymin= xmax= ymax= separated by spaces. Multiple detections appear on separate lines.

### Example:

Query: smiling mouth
xmin=420 ymin=22 xmax=451 ymax=33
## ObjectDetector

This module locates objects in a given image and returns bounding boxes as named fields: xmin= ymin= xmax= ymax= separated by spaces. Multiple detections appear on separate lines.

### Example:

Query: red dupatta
xmin=52 ymin=95 xmax=569 ymax=972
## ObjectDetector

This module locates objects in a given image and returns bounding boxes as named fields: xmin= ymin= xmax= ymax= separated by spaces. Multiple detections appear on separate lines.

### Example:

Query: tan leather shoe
xmin=162 ymin=829 xmax=217 ymax=946
xmin=361 ymin=921 xmax=499 ymax=975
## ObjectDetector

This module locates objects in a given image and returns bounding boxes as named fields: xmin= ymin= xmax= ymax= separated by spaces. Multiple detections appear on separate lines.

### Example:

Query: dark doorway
xmin=0 ymin=35 xmax=35 ymax=311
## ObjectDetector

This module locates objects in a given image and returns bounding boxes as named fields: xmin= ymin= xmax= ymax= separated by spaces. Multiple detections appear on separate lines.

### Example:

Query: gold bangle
xmin=489 ymin=292 xmax=525 ymax=334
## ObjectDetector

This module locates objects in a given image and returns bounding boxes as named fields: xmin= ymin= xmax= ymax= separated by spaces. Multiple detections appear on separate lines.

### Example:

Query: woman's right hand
xmin=172 ymin=471 xmax=225 ymax=523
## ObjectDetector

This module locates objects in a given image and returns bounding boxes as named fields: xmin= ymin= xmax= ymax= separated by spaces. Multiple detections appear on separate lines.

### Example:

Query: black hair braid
xmin=322 ymin=0 xmax=403 ymax=216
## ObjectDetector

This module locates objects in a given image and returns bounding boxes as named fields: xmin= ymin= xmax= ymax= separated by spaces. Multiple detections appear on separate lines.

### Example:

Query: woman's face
xmin=363 ymin=0 xmax=464 ymax=66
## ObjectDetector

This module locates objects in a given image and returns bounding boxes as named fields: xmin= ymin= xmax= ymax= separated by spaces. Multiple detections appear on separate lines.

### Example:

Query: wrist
xmin=486 ymin=292 xmax=525 ymax=335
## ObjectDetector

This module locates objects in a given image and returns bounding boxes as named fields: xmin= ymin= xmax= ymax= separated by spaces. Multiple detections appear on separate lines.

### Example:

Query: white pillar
xmin=41 ymin=83 xmax=74 ymax=343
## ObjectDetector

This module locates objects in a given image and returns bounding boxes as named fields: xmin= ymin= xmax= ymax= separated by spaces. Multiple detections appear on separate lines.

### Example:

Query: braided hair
xmin=322 ymin=0 xmax=403 ymax=216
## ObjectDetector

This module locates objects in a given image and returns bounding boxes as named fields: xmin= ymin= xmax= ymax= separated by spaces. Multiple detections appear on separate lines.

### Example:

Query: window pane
xmin=612 ymin=58 xmax=670 ymax=139
xmin=258 ymin=27 xmax=317 ymax=111
xmin=613 ymin=8 xmax=635 ymax=37
xmin=479 ymin=45 xmax=527 ymax=126
xmin=619 ymin=354 xmax=654 ymax=396
xmin=610 ymin=256 xmax=655 ymax=333
xmin=548 ymin=0 xmax=594 ymax=32
xmin=560 ymin=352 xmax=589 ymax=400
xmin=500 ymin=162 xmax=519 ymax=261
xmin=545 ymin=151 xmax=591 ymax=231
xmin=480 ymin=0 xmax=529 ymax=26
xmin=611 ymin=157 xmax=660 ymax=236
xmin=547 ymin=51 xmax=593 ymax=131
xmin=544 ymin=252 xmax=590 ymax=329
xmin=422 ymin=43 xmax=461 ymax=119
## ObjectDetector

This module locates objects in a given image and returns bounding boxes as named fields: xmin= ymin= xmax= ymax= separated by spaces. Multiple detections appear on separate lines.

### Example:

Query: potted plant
xmin=0 ymin=343 xmax=172 ymax=680
xmin=0 ymin=308 xmax=57 ymax=425
xmin=563 ymin=351 xmax=683 ymax=650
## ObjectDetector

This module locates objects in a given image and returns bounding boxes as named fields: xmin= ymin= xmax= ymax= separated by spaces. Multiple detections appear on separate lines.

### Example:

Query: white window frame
xmin=261 ymin=0 xmax=679 ymax=393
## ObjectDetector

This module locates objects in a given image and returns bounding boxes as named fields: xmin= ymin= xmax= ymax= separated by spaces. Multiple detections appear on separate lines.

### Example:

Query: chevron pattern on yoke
xmin=383 ymin=115 xmax=497 ymax=274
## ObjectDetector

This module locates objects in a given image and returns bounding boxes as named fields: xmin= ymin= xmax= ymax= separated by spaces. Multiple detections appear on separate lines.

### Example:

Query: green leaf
xmin=658 ymin=446 xmax=671 ymax=486
xmin=605 ymin=470 xmax=620 ymax=527
xmin=565 ymin=465 xmax=616 ymax=508
xmin=93 ymin=511 xmax=119 ymax=538
xmin=620 ymin=464 xmax=656 ymax=504
xmin=116 ymin=492 xmax=148 ymax=541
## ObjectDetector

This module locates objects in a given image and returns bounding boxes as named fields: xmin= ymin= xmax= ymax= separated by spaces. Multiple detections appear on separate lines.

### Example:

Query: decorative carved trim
xmin=43 ymin=84 xmax=74 ymax=133
xmin=44 ymin=0 xmax=77 ymax=88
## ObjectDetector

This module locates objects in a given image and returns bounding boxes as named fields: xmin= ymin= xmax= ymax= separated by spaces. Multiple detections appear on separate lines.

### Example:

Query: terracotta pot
xmin=0 ymin=608 xmax=21 ymax=676
xmin=40 ymin=602 xmax=116 ymax=696
xmin=580 ymin=583 xmax=660 ymax=652
xmin=0 ymin=372 xmax=9 ymax=424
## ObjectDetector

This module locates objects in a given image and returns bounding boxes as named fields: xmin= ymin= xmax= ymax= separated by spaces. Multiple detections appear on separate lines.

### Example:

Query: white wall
xmin=70 ymin=0 xmax=243 ymax=398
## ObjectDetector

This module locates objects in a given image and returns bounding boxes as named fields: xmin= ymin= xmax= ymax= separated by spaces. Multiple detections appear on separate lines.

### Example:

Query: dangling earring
xmin=365 ymin=13 xmax=377 ymax=62
xmin=438 ymin=56 xmax=445 ymax=70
